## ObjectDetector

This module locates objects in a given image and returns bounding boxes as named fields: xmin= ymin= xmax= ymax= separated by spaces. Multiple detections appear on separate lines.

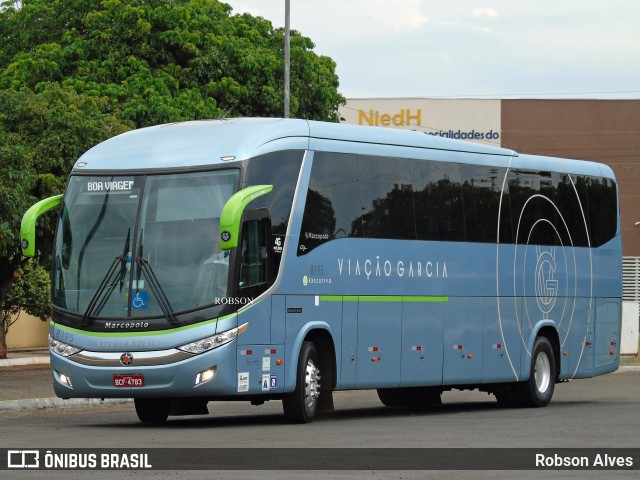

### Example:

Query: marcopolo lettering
xmin=305 ymin=232 xmax=329 ymax=240
xmin=104 ymin=321 xmax=150 ymax=329
xmin=358 ymin=108 xmax=422 ymax=127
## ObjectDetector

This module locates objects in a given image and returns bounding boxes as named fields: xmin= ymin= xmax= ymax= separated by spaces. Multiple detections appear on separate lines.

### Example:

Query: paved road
xmin=1 ymin=370 xmax=638 ymax=479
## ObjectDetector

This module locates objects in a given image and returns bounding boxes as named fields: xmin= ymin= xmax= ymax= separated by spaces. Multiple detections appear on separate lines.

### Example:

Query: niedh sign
xmin=339 ymin=98 xmax=501 ymax=147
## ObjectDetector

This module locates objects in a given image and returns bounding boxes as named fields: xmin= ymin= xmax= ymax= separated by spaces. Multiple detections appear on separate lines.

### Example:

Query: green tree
xmin=0 ymin=0 xmax=344 ymax=357
xmin=1 ymin=259 xmax=50 ymax=358
xmin=0 ymin=84 xmax=130 ymax=357
xmin=0 ymin=0 xmax=344 ymax=124
xmin=0 ymin=122 xmax=37 ymax=359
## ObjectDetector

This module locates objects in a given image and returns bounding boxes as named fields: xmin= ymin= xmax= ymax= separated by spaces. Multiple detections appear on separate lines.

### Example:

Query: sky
xmin=223 ymin=0 xmax=640 ymax=99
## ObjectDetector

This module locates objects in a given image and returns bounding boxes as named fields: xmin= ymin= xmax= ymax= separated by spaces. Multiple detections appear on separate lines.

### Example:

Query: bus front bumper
xmin=49 ymin=342 xmax=238 ymax=399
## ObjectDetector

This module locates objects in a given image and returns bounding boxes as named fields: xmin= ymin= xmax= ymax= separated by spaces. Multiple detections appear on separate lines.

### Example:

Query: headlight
xmin=177 ymin=322 xmax=248 ymax=355
xmin=48 ymin=335 xmax=82 ymax=357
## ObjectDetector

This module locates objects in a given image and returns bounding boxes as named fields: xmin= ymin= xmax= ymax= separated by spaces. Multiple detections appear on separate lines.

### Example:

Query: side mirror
xmin=219 ymin=185 xmax=273 ymax=250
xmin=20 ymin=194 xmax=64 ymax=257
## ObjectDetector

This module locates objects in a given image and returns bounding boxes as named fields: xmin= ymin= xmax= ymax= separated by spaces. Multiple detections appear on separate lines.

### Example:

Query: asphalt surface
xmin=1 ymin=349 xmax=638 ymax=412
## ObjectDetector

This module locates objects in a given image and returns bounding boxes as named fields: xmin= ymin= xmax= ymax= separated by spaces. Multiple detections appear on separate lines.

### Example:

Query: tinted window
xmin=497 ymin=176 xmax=513 ymax=244
xmin=508 ymin=170 xmax=615 ymax=248
xmin=587 ymin=176 xmax=617 ymax=247
xmin=297 ymin=151 xmax=617 ymax=252
xmin=298 ymin=152 xmax=361 ymax=254
xmin=244 ymin=150 xmax=304 ymax=235
xmin=508 ymin=170 xmax=562 ymax=246
xmin=356 ymin=156 xmax=415 ymax=240
xmin=554 ymin=174 xmax=590 ymax=247
xmin=239 ymin=219 xmax=269 ymax=289
xmin=412 ymin=160 xmax=465 ymax=241
xmin=460 ymin=164 xmax=506 ymax=243
xmin=244 ymin=150 xmax=304 ymax=273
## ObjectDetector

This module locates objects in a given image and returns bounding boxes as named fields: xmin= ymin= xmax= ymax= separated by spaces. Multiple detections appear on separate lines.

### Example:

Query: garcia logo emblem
xmin=120 ymin=352 xmax=134 ymax=366
xmin=535 ymin=247 xmax=558 ymax=317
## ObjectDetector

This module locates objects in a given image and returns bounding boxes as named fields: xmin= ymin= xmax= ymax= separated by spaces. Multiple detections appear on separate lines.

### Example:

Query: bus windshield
xmin=53 ymin=170 xmax=240 ymax=319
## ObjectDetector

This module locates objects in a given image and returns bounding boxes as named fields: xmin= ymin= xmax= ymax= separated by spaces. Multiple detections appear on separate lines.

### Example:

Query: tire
xmin=377 ymin=387 xmax=442 ymax=408
xmin=134 ymin=398 xmax=171 ymax=423
xmin=514 ymin=336 xmax=556 ymax=407
xmin=283 ymin=341 xmax=321 ymax=423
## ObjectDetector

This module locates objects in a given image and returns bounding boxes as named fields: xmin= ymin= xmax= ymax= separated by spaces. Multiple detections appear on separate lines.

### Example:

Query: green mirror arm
xmin=220 ymin=185 xmax=273 ymax=250
xmin=20 ymin=194 xmax=64 ymax=257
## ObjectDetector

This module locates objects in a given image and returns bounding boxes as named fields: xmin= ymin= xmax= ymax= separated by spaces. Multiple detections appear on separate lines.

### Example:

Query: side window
xmin=587 ymin=176 xmax=617 ymax=247
xmin=298 ymin=152 xmax=361 ymax=255
xmin=460 ymin=164 xmax=506 ymax=243
xmin=357 ymin=155 xmax=415 ymax=240
xmin=244 ymin=150 xmax=304 ymax=274
xmin=412 ymin=160 xmax=465 ymax=241
xmin=239 ymin=215 xmax=270 ymax=293
xmin=553 ymin=173 xmax=589 ymax=247
xmin=508 ymin=169 xmax=560 ymax=246
xmin=497 ymin=173 xmax=513 ymax=244
xmin=507 ymin=169 xmax=603 ymax=248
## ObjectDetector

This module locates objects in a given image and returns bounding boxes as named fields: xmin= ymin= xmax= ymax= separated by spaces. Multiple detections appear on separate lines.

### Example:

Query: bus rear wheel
xmin=134 ymin=398 xmax=171 ymax=423
xmin=514 ymin=336 xmax=556 ymax=407
xmin=283 ymin=341 xmax=321 ymax=423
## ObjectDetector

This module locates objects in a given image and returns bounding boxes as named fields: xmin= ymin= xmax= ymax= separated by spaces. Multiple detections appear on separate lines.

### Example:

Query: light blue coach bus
xmin=21 ymin=118 xmax=622 ymax=423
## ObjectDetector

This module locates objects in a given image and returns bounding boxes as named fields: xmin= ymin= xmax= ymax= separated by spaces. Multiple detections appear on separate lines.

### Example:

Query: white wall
xmin=6 ymin=312 xmax=49 ymax=349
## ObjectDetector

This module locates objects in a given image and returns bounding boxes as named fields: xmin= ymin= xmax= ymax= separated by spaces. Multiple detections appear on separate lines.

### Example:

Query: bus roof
xmin=72 ymin=118 xmax=612 ymax=179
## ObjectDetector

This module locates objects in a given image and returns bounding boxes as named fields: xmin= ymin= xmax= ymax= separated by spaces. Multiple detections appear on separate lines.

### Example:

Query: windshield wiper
xmin=136 ymin=257 xmax=179 ymax=326
xmin=119 ymin=228 xmax=131 ymax=292
xmin=81 ymin=229 xmax=179 ymax=327
xmin=80 ymin=256 xmax=122 ymax=326
xmin=80 ymin=228 xmax=131 ymax=327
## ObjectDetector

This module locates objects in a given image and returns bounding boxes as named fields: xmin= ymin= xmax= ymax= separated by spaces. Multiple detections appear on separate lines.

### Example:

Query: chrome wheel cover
xmin=534 ymin=351 xmax=551 ymax=394
xmin=304 ymin=358 xmax=321 ymax=410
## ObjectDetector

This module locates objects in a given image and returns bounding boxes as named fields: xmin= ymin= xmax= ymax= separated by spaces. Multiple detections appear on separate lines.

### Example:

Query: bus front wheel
xmin=514 ymin=336 xmax=556 ymax=407
xmin=134 ymin=398 xmax=171 ymax=423
xmin=283 ymin=341 xmax=321 ymax=423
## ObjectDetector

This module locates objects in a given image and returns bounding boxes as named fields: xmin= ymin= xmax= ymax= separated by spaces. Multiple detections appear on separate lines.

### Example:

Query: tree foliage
xmin=0 ymin=0 xmax=344 ymax=124
xmin=1 ymin=258 xmax=50 ymax=357
xmin=0 ymin=83 xmax=130 ymax=356
xmin=0 ymin=0 xmax=345 ymax=356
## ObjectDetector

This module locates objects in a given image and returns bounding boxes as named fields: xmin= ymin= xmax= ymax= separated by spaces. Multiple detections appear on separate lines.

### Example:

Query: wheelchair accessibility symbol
xmin=132 ymin=291 xmax=148 ymax=309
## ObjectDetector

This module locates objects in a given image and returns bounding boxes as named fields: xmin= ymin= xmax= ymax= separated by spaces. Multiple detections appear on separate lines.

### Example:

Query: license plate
xmin=113 ymin=373 xmax=144 ymax=387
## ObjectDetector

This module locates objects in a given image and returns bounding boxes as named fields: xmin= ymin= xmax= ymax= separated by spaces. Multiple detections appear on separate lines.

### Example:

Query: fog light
xmin=195 ymin=366 xmax=217 ymax=385
xmin=55 ymin=370 xmax=73 ymax=388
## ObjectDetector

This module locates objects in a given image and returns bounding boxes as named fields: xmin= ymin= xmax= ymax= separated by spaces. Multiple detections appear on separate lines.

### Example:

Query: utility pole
xmin=284 ymin=0 xmax=291 ymax=118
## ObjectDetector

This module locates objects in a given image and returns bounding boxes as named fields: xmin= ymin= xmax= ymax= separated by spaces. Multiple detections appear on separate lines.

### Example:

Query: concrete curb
xmin=616 ymin=365 xmax=640 ymax=372
xmin=0 ymin=397 xmax=132 ymax=412
xmin=0 ymin=356 xmax=50 ymax=367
